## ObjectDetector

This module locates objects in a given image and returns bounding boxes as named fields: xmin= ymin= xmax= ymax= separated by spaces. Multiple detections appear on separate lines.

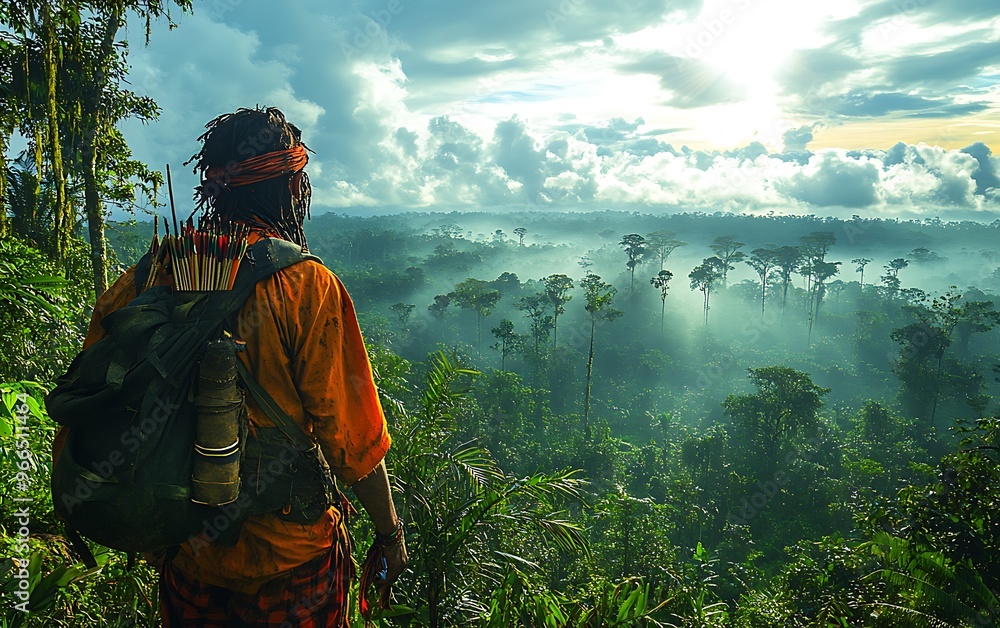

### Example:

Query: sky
xmin=118 ymin=0 xmax=1000 ymax=219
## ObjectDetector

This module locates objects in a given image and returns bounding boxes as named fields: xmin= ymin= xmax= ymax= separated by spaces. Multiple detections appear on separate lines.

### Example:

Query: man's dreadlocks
xmin=186 ymin=106 xmax=312 ymax=249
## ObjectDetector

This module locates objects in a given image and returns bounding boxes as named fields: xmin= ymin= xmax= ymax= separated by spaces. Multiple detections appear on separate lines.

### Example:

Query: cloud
xmin=623 ymin=52 xmax=747 ymax=108
xmin=819 ymin=90 xmax=991 ymax=118
xmin=491 ymin=116 xmax=550 ymax=202
xmin=884 ymin=40 xmax=1000 ymax=88
xmin=114 ymin=0 xmax=1000 ymax=221
xmin=782 ymin=125 xmax=815 ymax=151
xmin=777 ymin=150 xmax=882 ymax=208
xmin=962 ymin=142 xmax=1000 ymax=197
xmin=777 ymin=48 xmax=865 ymax=97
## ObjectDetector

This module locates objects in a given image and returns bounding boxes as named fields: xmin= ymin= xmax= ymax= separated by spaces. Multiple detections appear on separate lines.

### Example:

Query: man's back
xmin=80 ymin=232 xmax=390 ymax=594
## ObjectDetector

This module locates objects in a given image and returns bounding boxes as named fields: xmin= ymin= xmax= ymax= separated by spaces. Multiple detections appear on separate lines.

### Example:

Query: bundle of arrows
xmin=144 ymin=215 xmax=249 ymax=292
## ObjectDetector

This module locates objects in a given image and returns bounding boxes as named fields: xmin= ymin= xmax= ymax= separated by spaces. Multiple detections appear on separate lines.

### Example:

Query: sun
xmin=671 ymin=0 xmax=849 ymax=148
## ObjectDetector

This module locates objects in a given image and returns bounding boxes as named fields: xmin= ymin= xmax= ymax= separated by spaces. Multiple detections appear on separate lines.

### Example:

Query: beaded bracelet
xmin=375 ymin=519 xmax=405 ymax=547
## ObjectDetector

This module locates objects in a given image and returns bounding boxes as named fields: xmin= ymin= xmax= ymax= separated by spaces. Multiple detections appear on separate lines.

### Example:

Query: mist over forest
xmin=70 ymin=208 xmax=999 ymax=623
xmin=308 ymin=209 xmax=1000 ymax=428
xmin=0 ymin=196 xmax=990 ymax=624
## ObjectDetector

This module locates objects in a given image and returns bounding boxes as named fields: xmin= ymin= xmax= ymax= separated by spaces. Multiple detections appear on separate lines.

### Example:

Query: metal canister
xmin=191 ymin=337 xmax=243 ymax=506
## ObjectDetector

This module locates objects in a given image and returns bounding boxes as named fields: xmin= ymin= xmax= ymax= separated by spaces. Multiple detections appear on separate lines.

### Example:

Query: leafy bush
xmin=0 ymin=236 xmax=89 ymax=382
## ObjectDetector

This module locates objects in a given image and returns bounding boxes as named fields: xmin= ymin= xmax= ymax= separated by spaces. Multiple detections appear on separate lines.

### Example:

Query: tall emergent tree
xmin=646 ymin=229 xmax=687 ymax=271
xmin=807 ymin=260 xmax=841 ymax=346
xmin=428 ymin=293 xmax=451 ymax=341
xmin=689 ymin=257 xmax=723 ymax=325
xmin=709 ymin=235 xmax=746 ymax=288
xmin=619 ymin=233 xmax=646 ymax=294
xmin=746 ymin=246 xmax=778 ymax=322
xmin=390 ymin=302 xmax=416 ymax=332
xmin=513 ymin=226 xmax=527 ymax=247
xmin=543 ymin=273 xmax=574 ymax=348
xmin=881 ymin=258 xmax=909 ymax=296
xmin=650 ymin=269 xmax=673 ymax=331
xmin=516 ymin=292 xmax=554 ymax=355
xmin=581 ymin=272 xmax=622 ymax=437
xmin=490 ymin=319 xmax=522 ymax=372
xmin=773 ymin=245 xmax=803 ymax=321
xmin=450 ymin=278 xmax=501 ymax=353
xmin=852 ymin=257 xmax=872 ymax=288
xmin=799 ymin=231 xmax=836 ymax=317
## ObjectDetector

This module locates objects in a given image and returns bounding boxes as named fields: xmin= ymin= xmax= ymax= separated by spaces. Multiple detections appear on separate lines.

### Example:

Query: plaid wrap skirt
xmin=160 ymin=527 xmax=355 ymax=627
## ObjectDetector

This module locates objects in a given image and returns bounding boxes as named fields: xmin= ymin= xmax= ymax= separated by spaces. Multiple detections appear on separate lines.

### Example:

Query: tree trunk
xmin=83 ymin=139 xmax=108 ymax=295
xmin=929 ymin=350 xmax=946 ymax=428
xmin=476 ymin=311 xmax=482 ymax=355
xmin=553 ymin=309 xmax=559 ymax=348
xmin=83 ymin=7 xmax=121 ymax=296
xmin=622 ymin=498 xmax=631 ymax=578
xmin=43 ymin=6 xmax=71 ymax=263
xmin=781 ymin=280 xmax=790 ymax=323
xmin=957 ymin=326 xmax=972 ymax=356
xmin=660 ymin=297 xmax=665 ymax=331
xmin=0 ymin=130 xmax=8 ymax=238
xmin=429 ymin=566 xmax=441 ymax=628
xmin=584 ymin=317 xmax=595 ymax=440
xmin=760 ymin=277 xmax=766 ymax=322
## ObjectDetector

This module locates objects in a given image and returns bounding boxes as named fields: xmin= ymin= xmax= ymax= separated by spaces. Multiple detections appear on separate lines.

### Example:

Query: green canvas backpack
xmin=47 ymin=237 xmax=337 ymax=564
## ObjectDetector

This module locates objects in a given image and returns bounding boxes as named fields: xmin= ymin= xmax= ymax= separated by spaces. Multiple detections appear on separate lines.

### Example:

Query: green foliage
xmin=516 ymin=291 xmax=554 ymax=354
xmin=12 ymin=206 xmax=1000 ymax=625
xmin=387 ymin=352 xmax=589 ymax=626
xmin=619 ymin=233 xmax=646 ymax=293
xmin=709 ymin=235 xmax=746 ymax=288
xmin=688 ymin=257 xmax=723 ymax=325
xmin=0 ymin=381 xmax=55 ymax=527
xmin=490 ymin=318 xmax=523 ymax=371
xmin=450 ymin=278 xmax=502 ymax=352
xmin=0 ymin=379 xmax=161 ymax=626
xmin=862 ymin=532 xmax=999 ymax=627
xmin=543 ymin=274 xmax=574 ymax=348
xmin=0 ymin=236 xmax=84 ymax=382
xmin=723 ymin=366 xmax=829 ymax=472
xmin=645 ymin=230 xmax=686 ymax=272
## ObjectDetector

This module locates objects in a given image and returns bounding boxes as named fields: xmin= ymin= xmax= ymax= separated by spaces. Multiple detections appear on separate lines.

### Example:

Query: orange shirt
xmin=80 ymin=235 xmax=390 ymax=594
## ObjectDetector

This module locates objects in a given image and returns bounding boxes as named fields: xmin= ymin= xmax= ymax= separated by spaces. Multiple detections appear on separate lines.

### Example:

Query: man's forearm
xmin=351 ymin=459 xmax=399 ymax=535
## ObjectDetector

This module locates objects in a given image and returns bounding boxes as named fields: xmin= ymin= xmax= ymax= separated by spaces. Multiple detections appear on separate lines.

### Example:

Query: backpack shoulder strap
xmin=230 ymin=237 xmax=322 ymax=451
xmin=232 ymin=237 xmax=323 ymax=294
xmin=134 ymin=251 xmax=152 ymax=297
xmin=234 ymin=360 xmax=314 ymax=452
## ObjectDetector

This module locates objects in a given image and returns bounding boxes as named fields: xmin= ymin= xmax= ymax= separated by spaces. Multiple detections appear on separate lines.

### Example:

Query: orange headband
xmin=203 ymin=144 xmax=309 ymax=189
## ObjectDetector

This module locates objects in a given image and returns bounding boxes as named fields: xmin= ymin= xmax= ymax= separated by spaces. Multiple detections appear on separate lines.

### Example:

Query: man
xmin=82 ymin=106 xmax=406 ymax=626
